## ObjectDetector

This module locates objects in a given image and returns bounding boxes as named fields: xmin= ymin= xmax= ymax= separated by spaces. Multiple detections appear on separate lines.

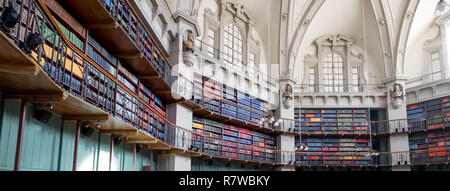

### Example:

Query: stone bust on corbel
xmin=282 ymin=84 xmax=293 ymax=109
xmin=183 ymin=32 xmax=195 ymax=66
xmin=391 ymin=83 xmax=405 ymax=109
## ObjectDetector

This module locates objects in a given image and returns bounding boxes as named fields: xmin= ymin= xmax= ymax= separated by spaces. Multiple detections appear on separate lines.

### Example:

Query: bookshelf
xmin=407 ymin=96 xmax=450 ymax=131
xmin=407 ymin=96 xmax=450 ymax=164
xmin=409 ymin=130 xmax=450 ymax=164
xmin=295 ymin=137 xmax=372 ymax=165
xmin=192 ymin=116 xmax=276 ymax=163
xmin=193 ymin=77 xmax=270 ymax=128
xmin=294 ymin=108 xmax=371 ymax=165
xmin=295 ymin=108 xmax=370 ymax=135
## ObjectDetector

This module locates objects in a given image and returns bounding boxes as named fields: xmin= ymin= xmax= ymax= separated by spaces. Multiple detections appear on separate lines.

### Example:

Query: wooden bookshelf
xmin=408 ymin=96 xmax=450 ymax=164
xmin=295 ymin=108 xmax=370 ymax=135
xmin=192 ymin=116 xmax=276 ymax=163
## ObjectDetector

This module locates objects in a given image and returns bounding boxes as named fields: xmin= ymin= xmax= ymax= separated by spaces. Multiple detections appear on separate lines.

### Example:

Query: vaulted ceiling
xmin=174 ymin=0 xmax=438 ymax=83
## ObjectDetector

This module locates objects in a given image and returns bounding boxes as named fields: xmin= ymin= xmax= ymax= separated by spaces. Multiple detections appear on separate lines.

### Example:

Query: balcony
xmin=0 ymin=0 xmax=173 ymax=149
xmin=57 ymin=0 xmax=177 ymax=104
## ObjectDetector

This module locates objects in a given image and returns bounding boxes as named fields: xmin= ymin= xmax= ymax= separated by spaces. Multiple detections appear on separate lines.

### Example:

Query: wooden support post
xmin=14 ymin=101 xmax=27 ymax=171
xmin=73 ymin=121 xmax=81 ymax=171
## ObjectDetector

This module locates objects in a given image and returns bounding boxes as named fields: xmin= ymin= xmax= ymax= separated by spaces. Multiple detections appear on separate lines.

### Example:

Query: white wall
xmin=293 ymin=0 xmax=385 ymax=90
xmin=404 ymin=0 xmax=441 ymax=82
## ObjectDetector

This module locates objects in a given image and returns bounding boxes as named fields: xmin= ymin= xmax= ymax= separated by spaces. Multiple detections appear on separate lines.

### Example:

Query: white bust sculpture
xmin=391 ymin=83 xmax=404 ymax=109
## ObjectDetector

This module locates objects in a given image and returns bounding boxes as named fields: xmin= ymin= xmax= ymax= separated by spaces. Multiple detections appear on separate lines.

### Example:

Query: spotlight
xmin=34 ymin=108 xmax=53 ymax=123
xmin=114 ymin=135 xmax=123 ymax=146
xmin=136 ymin=144 xmax=142 ymax=153
xmin=95 ymin=122 xmax=101 ymax=129
xmin=225 ymin=161 xmax=231 ymax=167
xmin=46 ymin=101 xmax=54 ymax=110
xmin=0 ymin=0 xmax=19 ymax=34
xmin=23 ymin=32 xmax=43 ymax=54
xmin=81 ymin=123 xmax=95 ymax=137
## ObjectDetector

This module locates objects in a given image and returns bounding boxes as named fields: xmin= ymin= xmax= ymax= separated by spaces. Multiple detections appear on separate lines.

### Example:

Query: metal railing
xmin=0 ymin=0 xmax=167 ymax=141
xmin=99 ymin=0 xmax=177 ymax=89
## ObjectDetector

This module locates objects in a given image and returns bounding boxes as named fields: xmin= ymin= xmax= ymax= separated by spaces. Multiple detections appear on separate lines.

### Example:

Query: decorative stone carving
xmin=183 ymin=32 xmax=195 ymax=66
xmin=183 ymin=33 xmax=195 ymax=53
xmin=282 ymin=84 xmax=293 ymax=109
xmin=391 ymin=83 xmax=405 ymax=109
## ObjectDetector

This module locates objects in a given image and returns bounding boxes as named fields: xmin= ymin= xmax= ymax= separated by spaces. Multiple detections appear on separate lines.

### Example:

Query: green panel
xmin=111 ymin=142 xmax=135 ymax=171
xmin=20 ymin=103 xmax=63 ymax=171
xmin=97 ymin=134 xmax=111 ymax=171
xmin=0 ymin=100 xmax=21 ymax=171
xmin=152 ymin=151 xmax=157 ymax=171
xmin=135 ymin=149 xmax=150 ymax=171
xmin=77 ymin=131 xmax=100 ymax=171
xmin=191 ymin=158 xmax=201 ymax=171
xmin=111 ymin=141 xmax=123 ymax=171
xmin=59 ymin=121 xmax=76 ymax=171
xmin=122 ymin=144 xmax=134 ymax=171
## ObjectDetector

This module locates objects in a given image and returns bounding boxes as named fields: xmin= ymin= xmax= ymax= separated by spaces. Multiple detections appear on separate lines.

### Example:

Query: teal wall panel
xmin=59 ymin=121 xmax=76 ymax=171
xmin=152 ymin=151 xmax=157 ymax=171
xmin=111 ymin=141 xmax=123 ymax=171
xmin=0 ymin=100 xmax=21 ymax=171
xmin=97 ymin=134 xmax=111 ymax=171
xmin=121 ymin=144 xmax=134 ymax=171
xmin=135 ymin=149 xmax=150 ymax=171
xmin=20 ymin=103 xmax=62 ymax=171
xmin=77 ymin=130 xmax=99 ymax=171
xmin=111 ymin=142 xmax=134 ymax=171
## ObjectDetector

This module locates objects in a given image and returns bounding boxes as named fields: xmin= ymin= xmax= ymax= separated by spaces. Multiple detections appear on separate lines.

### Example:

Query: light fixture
xmin=0 ymin=0 xmax=19 ymax=34
xmin=114 ymin=135 xmax=123 ymax=146
xmin=34 ymin=108 xmax=53 ymax=124
xmin=23 ymin=32 xmax=44 ymax=54
xmin=136 ymin=144 xmax=142 ymax=153
xmin=96 ymin=122 xmax=101 ymax=129
xmin=295 ymin=143 xmax=308 ymax=152
xmin=46 ymin=101 xmax=54 ymax=110
xmin=435 ymin=0 xmax=450 ymax=17
xmin=81 ymin=123 xmax=95 ymax=137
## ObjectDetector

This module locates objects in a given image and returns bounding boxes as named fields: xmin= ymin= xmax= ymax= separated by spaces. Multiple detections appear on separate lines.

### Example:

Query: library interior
xmin=0 ymin=0 xmax=450 ymax=171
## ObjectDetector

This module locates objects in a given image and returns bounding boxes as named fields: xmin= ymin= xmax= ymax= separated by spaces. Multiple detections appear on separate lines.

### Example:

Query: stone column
xmin=383 ymin=76 xmax=411 ymax=171
xmin=276 ymin=77 xmax=296 ymax=171
xmin=157 ymin=10 xmax=200 ymax=171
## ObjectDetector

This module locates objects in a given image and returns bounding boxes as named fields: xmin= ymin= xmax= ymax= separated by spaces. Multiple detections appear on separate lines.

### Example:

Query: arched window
xmin=323 ymin=52 xmax=344 ymax=92
xmin=224 ymin=24 xmax=243 ymax=70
